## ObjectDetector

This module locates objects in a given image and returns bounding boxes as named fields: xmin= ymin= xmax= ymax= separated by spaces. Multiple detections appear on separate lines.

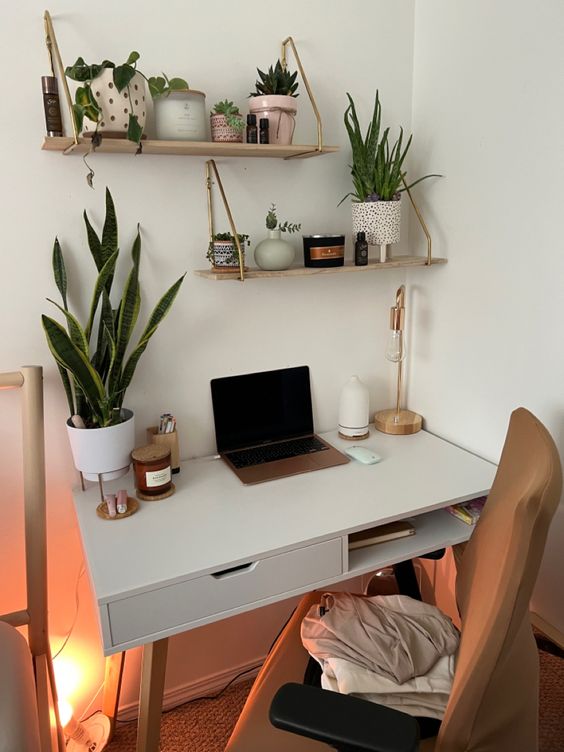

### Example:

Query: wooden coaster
xmin=96 ymin=496 xmax=139 ymax=520
xmin=338 ymin=430 xmax=370 ymax=441
xmin=136 ymin=482 xmax=176 ymax=502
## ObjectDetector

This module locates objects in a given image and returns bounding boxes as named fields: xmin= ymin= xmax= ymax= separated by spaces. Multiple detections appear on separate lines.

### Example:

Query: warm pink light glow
xmin=54 ymin=656 xmax=81 ymax=700
xmin=58 ymin=698 xmax=74 ymax=728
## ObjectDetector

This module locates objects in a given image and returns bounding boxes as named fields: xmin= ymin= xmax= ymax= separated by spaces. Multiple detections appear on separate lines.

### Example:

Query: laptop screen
xmin=211 ymin=366 xmax=314 ymax=453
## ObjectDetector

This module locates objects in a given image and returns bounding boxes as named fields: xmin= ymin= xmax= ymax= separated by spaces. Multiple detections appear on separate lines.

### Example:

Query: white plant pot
xmin=66 ymin=409 xmax=135 ymax=482
xmin=248 ymin=95 xmax=297 ymax=145
xmin=254 ymin=229 xmax=295 ymax=271
xmin=155 ymin=90 xmax=207 ymax=141
xmin=352 ymin=197 xmax=401 ymax=246
xmin=82 ymin=70 xmax=147 ymax=137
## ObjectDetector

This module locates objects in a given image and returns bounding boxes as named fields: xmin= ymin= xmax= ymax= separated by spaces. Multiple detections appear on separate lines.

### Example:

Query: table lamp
xmin=374 ymin=285 xmax=422 ymax=435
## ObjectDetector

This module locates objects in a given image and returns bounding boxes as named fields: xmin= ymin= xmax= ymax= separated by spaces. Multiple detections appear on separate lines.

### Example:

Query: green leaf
xmin=126 ymin=51 xmax=140 ymax=65
xmin=108 ymin=250 xmax=141 ymax=394
xmin=47 ymin=298 xmax=89 ymax=355
xmin=167 ymin=77 xmax=188 ymax=91
xmin=127 ymin=113 xmax=143 ymax=144
xmin=42 ymin=315 xmax=107 ymax=425
xmin=84 ymin=249 xmax=119 ymax=341
xmin=83 ymin=210 xmax=103 ymax=270
xmin=101 ymin=188 xmax=118 ymax=268
xmin=137 ymin=274 xmax=185 ymax=344
xmin=148 ymin=76 xmax=166 ymax=98
xmin=55 ymin=362 xmax=76 ymax=417
xmin=113 ymin=64 xmax=136 ymax=92
xmin=52 ymin=238 xmax=67 ymax=309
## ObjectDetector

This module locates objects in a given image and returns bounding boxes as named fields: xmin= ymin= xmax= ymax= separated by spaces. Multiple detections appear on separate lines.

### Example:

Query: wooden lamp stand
xmin=374 ymin=285 xmax=422 ymax=435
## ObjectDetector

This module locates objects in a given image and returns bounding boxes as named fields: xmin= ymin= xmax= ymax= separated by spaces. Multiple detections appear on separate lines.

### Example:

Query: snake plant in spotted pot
xmin=254 ymin=204 xmax=301 ymax=271
xmin=343 ymin=91 xmax=440 ymax=256
xmin=42 ymin=188 xmax=185 ymax=481
xmin=249 ymin=60 xmax=299 ymax=145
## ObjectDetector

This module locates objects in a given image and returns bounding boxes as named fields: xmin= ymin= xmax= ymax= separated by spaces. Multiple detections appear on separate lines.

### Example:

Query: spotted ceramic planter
xmin=352 ymin=197 xmax=401 ymax=246
xmin=82 ymin=69 xmax=147 ymax=137
xmin=210 ymin=114 xmax=244 ymax=143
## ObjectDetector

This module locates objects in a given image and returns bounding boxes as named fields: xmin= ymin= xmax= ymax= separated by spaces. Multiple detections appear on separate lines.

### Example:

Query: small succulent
xmin=265 ymin=204 xmax=301 ymax=233
xmin=148 ymin=73 xmax=189 ymax=98
xmin=250 ymin=60 xmax=299 ymax=97
xmin=211 ymin=100 xmax=244 ymax=132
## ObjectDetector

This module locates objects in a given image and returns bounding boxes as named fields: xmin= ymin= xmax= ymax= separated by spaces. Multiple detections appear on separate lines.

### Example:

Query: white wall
xmin=0 ymin=0 xmax=416 ymax=715
xmin=409 ymin=0 xmax=564 ymax=630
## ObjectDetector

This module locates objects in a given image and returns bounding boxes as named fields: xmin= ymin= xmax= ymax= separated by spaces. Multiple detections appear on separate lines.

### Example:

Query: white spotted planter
xmin=82 ymin=69 xmax=147 ymax=137
xmin=351 ymin=197 xmax=402 ymax=247
xmin=210 ymin=113 xmax=244 ymax=143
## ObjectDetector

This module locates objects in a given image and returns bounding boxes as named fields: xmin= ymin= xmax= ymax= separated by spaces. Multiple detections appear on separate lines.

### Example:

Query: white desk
xmin=73 ymin=428 xmax=496 ymax=751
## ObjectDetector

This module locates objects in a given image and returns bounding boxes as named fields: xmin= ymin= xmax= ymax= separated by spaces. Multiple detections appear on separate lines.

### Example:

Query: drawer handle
xmin=212 ymin=561 xmax=258 ymax=580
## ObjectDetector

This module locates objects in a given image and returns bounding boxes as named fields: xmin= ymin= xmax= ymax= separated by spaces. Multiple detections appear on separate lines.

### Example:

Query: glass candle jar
xmin=131 ymin=445 xmax=172 ymax=497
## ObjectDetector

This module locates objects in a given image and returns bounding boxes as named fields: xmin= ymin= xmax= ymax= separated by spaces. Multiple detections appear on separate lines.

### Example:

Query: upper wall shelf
xmin=194 ymin=256 xmax=447 ymax=280
xmin=42 ymin=137 xmax=339 ymax=160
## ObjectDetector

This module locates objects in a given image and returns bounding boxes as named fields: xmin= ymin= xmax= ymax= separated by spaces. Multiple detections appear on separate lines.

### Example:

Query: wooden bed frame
xmin=0 ymin=366 xmax=64 ymax=752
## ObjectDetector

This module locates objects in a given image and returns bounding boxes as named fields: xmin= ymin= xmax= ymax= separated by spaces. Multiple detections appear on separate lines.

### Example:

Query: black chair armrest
xmin=269 ymin=683 xmax=419 ymax=752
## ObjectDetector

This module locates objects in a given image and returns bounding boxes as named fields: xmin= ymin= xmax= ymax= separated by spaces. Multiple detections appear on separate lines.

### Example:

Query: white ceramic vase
xmin=254 ymin=229 xmax=295 ymax=271
xmin=248 ymin=95 xmax=297 ymax=145
xmin=351 ymin=197 xmax=401 ymax=246
xmin=82 ymin=70 xmax=147 ymax=137
xmin=154 ymin=90 xmax=207 ymax=141
xmin=66 ymin=409 xmax=135 ymax=482
xmin=338 ymin=376 xmax=369 ymax=439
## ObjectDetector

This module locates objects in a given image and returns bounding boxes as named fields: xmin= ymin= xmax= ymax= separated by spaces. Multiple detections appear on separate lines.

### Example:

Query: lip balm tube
xmin=105 ymin=494 xmax=117 ymax=517
xmin=117 ymin=489 xmax=128 ymax=514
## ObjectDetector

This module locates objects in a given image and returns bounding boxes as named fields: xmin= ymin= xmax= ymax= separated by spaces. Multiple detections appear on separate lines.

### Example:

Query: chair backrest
xmin=437 ymin=408 xmax=562 ymax=752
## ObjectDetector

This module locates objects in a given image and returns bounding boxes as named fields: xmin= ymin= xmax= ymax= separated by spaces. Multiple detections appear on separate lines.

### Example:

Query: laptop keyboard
xmin=226 ymin=436 xmax=329 ymax=469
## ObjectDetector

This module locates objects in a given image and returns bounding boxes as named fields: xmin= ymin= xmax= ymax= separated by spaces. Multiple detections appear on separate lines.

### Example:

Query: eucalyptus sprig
xmin=42 ymin=189 xmax=185 ymax=428
xmin=341 ymin=91 xmax=441 ymax=204
xmin=66 ymin=51 xmax=145 ymax=144
xmin=265 ymin=204 xmax=301 ymax=233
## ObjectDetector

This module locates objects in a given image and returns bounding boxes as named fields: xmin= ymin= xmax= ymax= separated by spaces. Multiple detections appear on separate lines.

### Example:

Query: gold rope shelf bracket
xmin=43 ymin=10 xmax=79 ymax=147
xmin=281 ymin=36 xmax=323 ymax=156
xmin=205 ymin=160 xmax=245 ymax=281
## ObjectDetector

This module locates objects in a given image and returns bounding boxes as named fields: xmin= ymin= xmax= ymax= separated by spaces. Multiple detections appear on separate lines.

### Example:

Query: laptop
xmin=210 ymin=366 xmax=349 ymax=484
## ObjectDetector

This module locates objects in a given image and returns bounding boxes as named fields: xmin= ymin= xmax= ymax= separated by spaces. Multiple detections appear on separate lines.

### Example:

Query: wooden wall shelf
xmin=194 ymin=256 xmax=447 ymax=280
xmin=42 ymin=137 xmax=338 ymax=160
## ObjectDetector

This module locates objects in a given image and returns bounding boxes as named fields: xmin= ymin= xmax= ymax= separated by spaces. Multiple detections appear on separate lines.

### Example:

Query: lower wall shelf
xmin=193 ymin=256 xmax=447 ymax=280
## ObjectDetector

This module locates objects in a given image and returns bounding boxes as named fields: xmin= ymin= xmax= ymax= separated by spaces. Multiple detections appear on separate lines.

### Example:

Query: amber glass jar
xmin=131 ymin=445 xmax=172 ymax=496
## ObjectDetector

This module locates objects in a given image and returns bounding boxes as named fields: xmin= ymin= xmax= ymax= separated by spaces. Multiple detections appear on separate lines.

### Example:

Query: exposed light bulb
xmin=385 ymin=330 xmax=406 ymax=363
xmin=57 ymin=699 xmax=110 ymax=752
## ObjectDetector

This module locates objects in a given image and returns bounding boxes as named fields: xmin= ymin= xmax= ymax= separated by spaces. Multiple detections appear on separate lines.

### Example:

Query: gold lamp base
xmin=374 ymin=408 xmax=422 ymax=435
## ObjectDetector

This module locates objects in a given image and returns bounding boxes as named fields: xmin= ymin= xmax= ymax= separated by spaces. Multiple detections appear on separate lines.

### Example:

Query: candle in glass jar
xmin=131 ymin=445 xmax=172 ymax=496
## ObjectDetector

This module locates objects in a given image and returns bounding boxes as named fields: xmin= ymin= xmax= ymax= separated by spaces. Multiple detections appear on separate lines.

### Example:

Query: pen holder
xmin=146 ymin=426 xmax=180 ymax=474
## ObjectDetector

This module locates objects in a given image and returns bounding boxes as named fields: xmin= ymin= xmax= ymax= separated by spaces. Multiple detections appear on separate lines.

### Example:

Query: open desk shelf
xmin=194 ymin=256 xmax=447 ymax=280
xmin=42 ymin=136 xmax=339 ymax=160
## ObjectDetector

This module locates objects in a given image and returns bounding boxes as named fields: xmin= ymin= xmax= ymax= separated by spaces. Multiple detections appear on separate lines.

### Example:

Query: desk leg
xmin=136 ymin=638 xmax=168 ymax=752
xmin=103 ymin=652 xmax=125 ymax=741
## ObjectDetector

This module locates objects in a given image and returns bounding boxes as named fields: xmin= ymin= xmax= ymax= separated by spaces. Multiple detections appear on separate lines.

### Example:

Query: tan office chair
xmin=225 ymin=408 xmax=562 ymax=752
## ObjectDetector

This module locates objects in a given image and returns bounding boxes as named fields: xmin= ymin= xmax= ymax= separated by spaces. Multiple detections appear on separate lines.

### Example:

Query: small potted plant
xmin=342 ymin=91 xmax=440 ymax=258
xmin=207 ymin=232 xmax=250 ymax=270
xmin=42 ymin=188 xmax=185 ymax=481
xmin=149 ymin=73 xmax=207 ymax=141
xmin=249 ymin=60 xmax=299 ymax=145
xmin=210 ymin=100 xmax=245 ymax=143
xmin=254 ymin=204 xmax=301 ymax=271
xmin=65 ymin=52 xmax=148 ymax=145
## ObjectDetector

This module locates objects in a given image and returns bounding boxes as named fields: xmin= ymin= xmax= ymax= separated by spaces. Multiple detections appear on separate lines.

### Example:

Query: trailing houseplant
xmin=42 ymin=188 xmax=185 ymax=477
xmin=249 ymin=60 xmax=299 ymax=145
xmin=207 ymin=232 xmax=250 ymax=269
xmin=342 ymin=91 xmax=440 ymax=251
xmin=210 ymin=100 xmax=244 ymax=143
xmin=254 ymin=204 xmax=301 ymax=271
xmin=65 ymin=52 xmax=148 ymax=145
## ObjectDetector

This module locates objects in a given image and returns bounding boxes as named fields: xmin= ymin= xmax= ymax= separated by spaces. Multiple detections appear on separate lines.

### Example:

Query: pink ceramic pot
xmin=248 ymin=95 xmax=297 ymax=145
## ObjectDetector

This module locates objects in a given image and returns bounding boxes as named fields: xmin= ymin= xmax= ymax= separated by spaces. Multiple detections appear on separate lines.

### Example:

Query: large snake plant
xmin=42 ymin=189 xmax=185 ymax=428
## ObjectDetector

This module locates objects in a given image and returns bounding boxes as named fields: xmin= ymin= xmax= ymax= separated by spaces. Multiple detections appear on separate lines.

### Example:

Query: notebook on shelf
xmin=447 ymin=497 xmax=487 ymax=525
xmin=348 ymin=519 xmax=416 ymax=550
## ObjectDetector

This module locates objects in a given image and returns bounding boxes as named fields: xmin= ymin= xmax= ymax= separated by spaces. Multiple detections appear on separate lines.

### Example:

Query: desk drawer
xmin=108 ymin=537 xmax=343 ymax=646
